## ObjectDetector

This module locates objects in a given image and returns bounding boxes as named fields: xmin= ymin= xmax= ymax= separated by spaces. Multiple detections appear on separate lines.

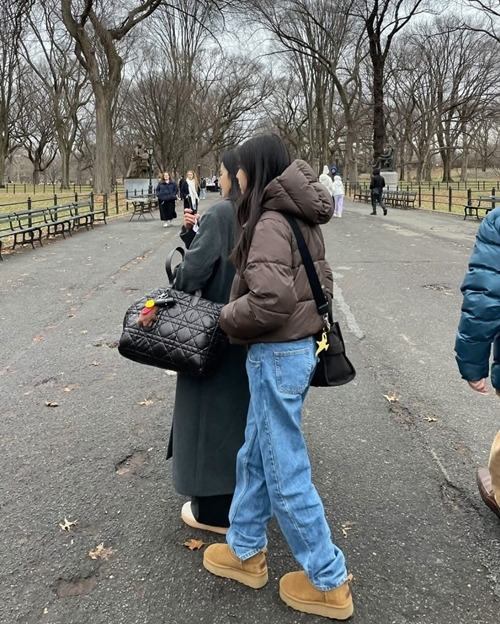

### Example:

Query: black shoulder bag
xmin=283 ymin=215 xmax=356 ymax=387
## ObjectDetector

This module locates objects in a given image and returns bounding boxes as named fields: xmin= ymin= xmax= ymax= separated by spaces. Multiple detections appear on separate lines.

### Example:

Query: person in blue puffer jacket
xmin=155 ymin=172 xmax=179 ymax=227
xmin=455 ymin=208 xmax=500 ymax=520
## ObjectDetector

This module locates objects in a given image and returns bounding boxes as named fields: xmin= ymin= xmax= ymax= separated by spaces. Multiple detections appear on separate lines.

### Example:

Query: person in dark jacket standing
xmin=202 ymin=134 xmax=353 ymax=620
xmin=455 ymin=208 xmax=500 ymax=519
xmin=369 ymin=168 xmax=387 ymax=215
xmin=139 ymin=150 xmax=249 ymax=533
xmin=155 ymin=172 xmax=178 ymax=227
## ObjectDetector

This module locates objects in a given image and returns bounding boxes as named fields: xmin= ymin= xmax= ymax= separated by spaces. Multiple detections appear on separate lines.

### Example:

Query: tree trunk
xmin=60 ymin=143 xmax=70 ymax=189
xmin=460 ymin=122 xmax=469 ymax=184
xmin=371 ymin=51 xmax=386 ymax=161
xmin=0 ymin=146 xmax=6 ymax=186
xmin=32 ymin=166 xmax=40 ymax=185
xmin=94 ymin=100 xmax=114 ymax=194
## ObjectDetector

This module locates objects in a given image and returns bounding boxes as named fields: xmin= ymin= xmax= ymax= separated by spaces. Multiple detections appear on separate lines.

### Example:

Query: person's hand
xmin=468 ymin=379 xmax=489 ymax=394
xmin=183 ymin=209 xmax=199 ymax=230
xmin=136 ymin=306 xmax=159 ymax=328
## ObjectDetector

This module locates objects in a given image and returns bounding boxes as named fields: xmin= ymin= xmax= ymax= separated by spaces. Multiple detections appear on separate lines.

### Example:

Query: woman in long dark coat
xmin=168 ymin=150 xmax=249 ymax=532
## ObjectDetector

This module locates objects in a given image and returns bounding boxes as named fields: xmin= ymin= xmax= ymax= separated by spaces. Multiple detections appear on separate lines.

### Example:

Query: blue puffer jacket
xmin=455 ymin=208 xmax=500 ymax=388
xmin=156 ymin=180 xmax=178 ymax=202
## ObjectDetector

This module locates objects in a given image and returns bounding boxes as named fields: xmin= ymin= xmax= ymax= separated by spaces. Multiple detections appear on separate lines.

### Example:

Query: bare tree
xmin=132 ymin=0 xmax=222 ymax=174
xmin=235 ymin=0 xmax=366 ymax=183
xmin=23 ymin=1 xmax=90 ymax=189
xmin=15 ymin=75 xmax=58 ymax=184
xmin=0 ymin=0 xmax=35 ymax=186
xmin=73 ymin=108 xmax=95 ymax=185
xmin=462 ymin=0 xmax=500 ymax=42
xmin=121 ymin=0 xmax=270 ymax=177
xmin=352 ymin=0 xmax=430 ymax=163
xmin=60 ymin=0 xmax=162 ymax=194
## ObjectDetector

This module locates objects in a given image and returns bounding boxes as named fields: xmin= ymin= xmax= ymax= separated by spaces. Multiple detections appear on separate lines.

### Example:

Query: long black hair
xmin=220 ymin=148 xmax=241 ymax=204
xmin=231 ymin=134 xmax=291 ymax=271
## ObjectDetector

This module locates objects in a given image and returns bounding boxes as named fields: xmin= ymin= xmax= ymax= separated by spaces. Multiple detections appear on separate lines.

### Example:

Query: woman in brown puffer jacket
xmin=202 ymin=134 xmax=354 ymax=620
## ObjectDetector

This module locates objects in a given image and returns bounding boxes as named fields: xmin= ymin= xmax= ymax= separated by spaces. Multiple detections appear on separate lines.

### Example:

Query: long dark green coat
xmin=167 ymin=198 xmax=249 ymax=496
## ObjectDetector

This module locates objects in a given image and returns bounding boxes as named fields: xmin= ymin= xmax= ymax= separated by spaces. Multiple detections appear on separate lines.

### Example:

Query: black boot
xmin=370 ymin=211 xmax=377 ymax=215
xmin=383 ymin=208 xmax=387 ymax=215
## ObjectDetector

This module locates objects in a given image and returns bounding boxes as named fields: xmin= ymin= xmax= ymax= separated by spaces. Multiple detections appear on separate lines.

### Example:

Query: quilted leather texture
xmin=118 ymin=287 xmax=229 ymax=377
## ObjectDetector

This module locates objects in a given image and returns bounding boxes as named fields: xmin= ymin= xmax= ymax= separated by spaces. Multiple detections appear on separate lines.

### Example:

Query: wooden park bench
xmin=5 ymin=207 xmax=56 ymax=254
xmin=0 ymin=212 xmax=29 ymax=260
xmin=0 ymin=199 xmax=107 ymax=261
xmin=384 ymin=190 xmax=417 ymax=209
xmin=353 ymin=188 xmax=371 ymax=202
xmin=45 ymin=203 xmax=79 ymax=238
xmin=72 ymin=199 xmax=107 ymax=228
xmin=464 ymin=196 xmax=499 ymax=220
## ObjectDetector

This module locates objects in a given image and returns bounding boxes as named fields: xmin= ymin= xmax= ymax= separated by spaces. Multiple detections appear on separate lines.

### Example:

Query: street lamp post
xmin=146 ymin=146 xmax=154 ymax=196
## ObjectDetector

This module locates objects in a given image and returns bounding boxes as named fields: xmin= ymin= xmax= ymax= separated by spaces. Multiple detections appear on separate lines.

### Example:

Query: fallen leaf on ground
xmin=59 ymin=517 xmax=78 ymax=531
xmin=139 ymin=399 xmax=154 ymax=406
xmin=45 ymin=401 xmax=59 ymax=407
xmin=183 ymin=539 xmax=205 ymax=550
xmin=89 ymin=543 xmax=116 ymax=561
xmin=341 ymin=521 xmax=355 ymax=538
xmin=383 ymin=391 xmax=399 ymax=403
xmin=424 ymin=415 xmax=437 ymax=422
xmin=91 ymin=361 xmax=101 ymax=366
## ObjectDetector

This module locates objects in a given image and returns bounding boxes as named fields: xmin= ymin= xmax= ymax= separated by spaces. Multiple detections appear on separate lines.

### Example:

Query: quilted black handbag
xmin=118 ymin=247 xmax=229 ymax=376
xmin=283 ymin=215 xmax=356 ymax=387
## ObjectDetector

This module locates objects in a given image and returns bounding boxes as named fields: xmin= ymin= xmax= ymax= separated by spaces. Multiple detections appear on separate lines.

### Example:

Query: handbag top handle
xmin=282 ymin=214 xmax=331 ymax=327
xmin=165 ymin=246 xmax=186 ymax=284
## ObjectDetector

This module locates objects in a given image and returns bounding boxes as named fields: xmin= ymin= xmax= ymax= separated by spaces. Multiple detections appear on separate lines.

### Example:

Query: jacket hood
xmin=322 ymin=165 xmax=330 ymax=175
xmin=262 ymin=159 xmax=333 ymax=225
xmin=334 ymin=175 xmax=341 ymax=181
xmin=477 ymin=208 xmax=500 ymax=247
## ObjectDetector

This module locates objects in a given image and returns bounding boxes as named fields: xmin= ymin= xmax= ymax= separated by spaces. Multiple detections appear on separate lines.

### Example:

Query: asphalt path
xmin=0 ymin=195 xmax=499 ymax=623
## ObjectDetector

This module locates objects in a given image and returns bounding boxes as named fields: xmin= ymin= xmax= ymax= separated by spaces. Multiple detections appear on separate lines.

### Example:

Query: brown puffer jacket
xmin=220 ymin=159 xmax=333 ymax=344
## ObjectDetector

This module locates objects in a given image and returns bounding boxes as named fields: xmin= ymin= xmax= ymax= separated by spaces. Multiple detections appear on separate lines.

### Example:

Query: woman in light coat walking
xmin=332 ymin=174 xmax=345 ymax=218
xmin=319 ymin=165 xmax=334 ymax=197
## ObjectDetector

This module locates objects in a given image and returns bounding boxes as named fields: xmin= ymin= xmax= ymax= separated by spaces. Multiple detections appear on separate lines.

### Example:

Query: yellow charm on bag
xmin=315 ymin=331 xmax=329 ymax=357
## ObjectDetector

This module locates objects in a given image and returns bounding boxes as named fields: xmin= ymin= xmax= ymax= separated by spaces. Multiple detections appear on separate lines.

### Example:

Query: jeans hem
xmin=227 ymin=541 xmax=265 ymax=561
xmin=310 ymin=571 xmax=348 ymax=592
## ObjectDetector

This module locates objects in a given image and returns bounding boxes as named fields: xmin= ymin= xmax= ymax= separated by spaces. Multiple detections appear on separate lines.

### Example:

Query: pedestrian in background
xmin=202 ymin=134 xmax=354 ymax=620
xmin=319 ymin=165 xmax=334 ymax=197
xmin=369 ymin=168 xmax=387 ymax=216
xmin=332 ymin=174 xmax=345 ymax=218
xmin=180 ymin=170 xmax=200 ymax=212
xmin=455 ymin=208 xmax=500 ymax=520
xmin=155 ymin=172 xmax=178 ymax=227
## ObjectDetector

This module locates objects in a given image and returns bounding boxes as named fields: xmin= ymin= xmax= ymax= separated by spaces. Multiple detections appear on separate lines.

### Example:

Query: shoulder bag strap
xmin=282 ymin=214 xmax=330 ymax=322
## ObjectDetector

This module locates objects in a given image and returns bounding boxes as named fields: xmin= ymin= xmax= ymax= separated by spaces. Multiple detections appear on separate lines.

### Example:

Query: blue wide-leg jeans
xmin=227 ymin=337 xmax=348 ymax=591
